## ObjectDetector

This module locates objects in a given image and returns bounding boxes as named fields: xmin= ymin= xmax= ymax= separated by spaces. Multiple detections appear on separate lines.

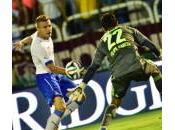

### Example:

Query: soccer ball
xmin=65 ymin=61 xmax=84 ymax=80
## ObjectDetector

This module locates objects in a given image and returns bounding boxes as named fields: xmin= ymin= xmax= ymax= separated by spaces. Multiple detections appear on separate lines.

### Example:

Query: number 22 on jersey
xmin=103 ymin=28 xmax=126 ymax=56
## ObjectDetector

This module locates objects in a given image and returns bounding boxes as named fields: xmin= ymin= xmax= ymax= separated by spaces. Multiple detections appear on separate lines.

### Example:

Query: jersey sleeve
xmin=31 ymin=32 xmax=37 ymax=39
xmin=92 ymin=41 xmax=106 ymax=66
xmin=132 ymin=27 xmax=161 ymax=57
xmin=82 ymin=41 xmax=106 ymax=83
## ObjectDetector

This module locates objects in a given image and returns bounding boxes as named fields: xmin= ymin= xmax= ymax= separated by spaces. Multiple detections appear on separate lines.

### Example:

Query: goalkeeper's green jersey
xmin=83 ymin=25 xmax=160 ymax=83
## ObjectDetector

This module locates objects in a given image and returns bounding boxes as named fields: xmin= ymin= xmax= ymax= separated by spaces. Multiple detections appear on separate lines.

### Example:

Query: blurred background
xmin=12 ymin=0 xmax=162 ymax=91
xmin=12 ymin=1 xmax=162 ymax=130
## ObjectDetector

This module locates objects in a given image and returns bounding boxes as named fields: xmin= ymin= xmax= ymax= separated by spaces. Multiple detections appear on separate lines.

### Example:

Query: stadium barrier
xmin=153 ymin=0 xmax=162 ymax=23
xmin=62 ymin=1 xmax=155 ymax=41
xmin=12 ymin=23 xmax=162 ymax=88
xmin=54 ymin=23 xmax=162 ymax=68
xmin=151 ymin=0 xmax=162 ymax=48
xmin=12 ymin=23 xmax=63 ymax=42
xmin=12 ymin=62 xmax=162 ymax=130
xmin=12 ymin=1 xmax=160 ymax=43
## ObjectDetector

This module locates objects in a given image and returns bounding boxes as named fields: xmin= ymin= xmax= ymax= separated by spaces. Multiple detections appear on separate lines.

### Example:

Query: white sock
xmin=45 ymin=101 xmax=79 ymax=130
xmin=45 ymin=112 xmax=62 ymax=130
xmin=61 ymin=101 xmax=79 ymax=119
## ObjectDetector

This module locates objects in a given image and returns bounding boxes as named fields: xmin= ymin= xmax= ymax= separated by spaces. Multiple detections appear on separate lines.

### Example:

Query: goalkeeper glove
xmin=78 ymin=82 xmax=86 ymax=90
xmin=69 ymin=82 xmax=87 ymax=101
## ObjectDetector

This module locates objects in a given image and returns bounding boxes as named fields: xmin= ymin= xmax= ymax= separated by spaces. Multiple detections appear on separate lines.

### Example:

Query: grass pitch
xmin=67 ymin=109 xmax=162 ymax=130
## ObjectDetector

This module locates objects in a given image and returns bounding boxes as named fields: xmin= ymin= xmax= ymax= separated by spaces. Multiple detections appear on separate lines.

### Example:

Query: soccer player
xmin=14 ymin=15 xmax=85 ymax=130
xmin=70 ymin=13 xmax=162 ymax=130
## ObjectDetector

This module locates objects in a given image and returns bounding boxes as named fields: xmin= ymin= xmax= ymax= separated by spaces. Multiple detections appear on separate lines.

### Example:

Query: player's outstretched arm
xmin=13 ymin=36 xmax=33 ymax=51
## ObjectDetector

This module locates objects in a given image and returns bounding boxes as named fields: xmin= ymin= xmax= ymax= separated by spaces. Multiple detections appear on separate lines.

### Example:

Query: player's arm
xmin=13 ymin=36 xmax=33 ymax=50
xmin=132 ymin=27 xmax=161 ymax=58
xmin=37 ymin=46 xmax=67 ymax=75
xmin=76 ymin=41 xmax=106 ymax=90
xmin=68 ymin=42 xmax=106 ymax=101
xmin=46 ymin=62 xmax=67 ymax=75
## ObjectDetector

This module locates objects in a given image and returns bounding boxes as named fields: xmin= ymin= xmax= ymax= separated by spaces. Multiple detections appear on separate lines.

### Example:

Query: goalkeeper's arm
xmin=78 ymin=64 xmax=100 ymax=90
xmin=133 ymin=28 xmax=161 ymax=58
xmin=81 ymin=43 xmax=105 ymax=85
xmin=73 ymin=42 xmax=105 ymax=91
xmin=82 ymin=64 xmax=99 ymax=84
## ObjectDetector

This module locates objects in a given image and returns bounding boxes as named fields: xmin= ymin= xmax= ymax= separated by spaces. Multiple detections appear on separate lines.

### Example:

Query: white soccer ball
xmin=65 ymin=61 xmax=84 ymax=80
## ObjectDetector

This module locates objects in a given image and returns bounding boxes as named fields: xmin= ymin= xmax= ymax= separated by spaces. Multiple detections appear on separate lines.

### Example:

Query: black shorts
xmin=111 ymin=59 xmax=161 ymax=98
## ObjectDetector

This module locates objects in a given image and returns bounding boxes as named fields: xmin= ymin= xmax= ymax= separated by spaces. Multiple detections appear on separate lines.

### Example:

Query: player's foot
xmin=100 ymin=127 xmax=107 ymax=130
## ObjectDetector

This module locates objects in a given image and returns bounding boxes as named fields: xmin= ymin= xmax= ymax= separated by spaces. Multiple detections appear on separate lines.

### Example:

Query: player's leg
xmin=100 ymin=97 xmax=122 ymax=130
xmin=144 ymin=60 xmax=162 ymax=96
xmin=100 ymin=76 xmax=129 ymax=130
xmin=56 ymin=74 xmax=86 ymax=119
xmin=46 ymin=96 xmax=66 ymax=130
xmin=47 ymin=94 xmax=85 ymax=130
xmin=61 ymin=92 xmax=86 ymax=119
xmin=36 ymin=73 xmax=66 ymax=130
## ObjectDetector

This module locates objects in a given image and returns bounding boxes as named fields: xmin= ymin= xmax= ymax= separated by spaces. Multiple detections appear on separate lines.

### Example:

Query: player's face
xmin=37 ymin=20 xmax=52 ymax=39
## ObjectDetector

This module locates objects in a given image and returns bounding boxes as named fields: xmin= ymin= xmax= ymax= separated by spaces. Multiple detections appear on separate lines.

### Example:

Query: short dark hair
xmin=100 ymin=13 xmax=118 ymax=31
xmin=35 ymin=15 xmax=50 ymax=24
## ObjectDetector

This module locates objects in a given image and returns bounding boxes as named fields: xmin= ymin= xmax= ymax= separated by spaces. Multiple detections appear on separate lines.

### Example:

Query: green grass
xmin=67 ymin=109 xmax=162 ymax=130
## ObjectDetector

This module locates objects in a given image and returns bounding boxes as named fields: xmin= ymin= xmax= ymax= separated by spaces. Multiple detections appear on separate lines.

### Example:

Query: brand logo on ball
xmin=65 ymin=61 xmax=84 ymax=80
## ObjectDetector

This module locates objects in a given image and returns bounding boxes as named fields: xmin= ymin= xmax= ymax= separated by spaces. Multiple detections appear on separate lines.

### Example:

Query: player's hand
xmin=13 ymin=41 xmax=23 ymax=51
xmin=68 ymin=82 xmax=87 ymax=101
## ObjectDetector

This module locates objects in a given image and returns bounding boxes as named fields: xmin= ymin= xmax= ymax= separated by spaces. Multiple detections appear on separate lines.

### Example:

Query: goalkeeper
xmin=71 ymin=13 xmax=162 ymax=130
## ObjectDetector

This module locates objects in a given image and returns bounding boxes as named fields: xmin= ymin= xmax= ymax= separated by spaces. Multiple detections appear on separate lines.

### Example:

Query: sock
xmin=101 ymin=114 xmax=112 ymax=127
xmin=61 ymin=101 xmax=79 ymax=119
xmin=45 ymin=110 xmax=64 ymax=130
